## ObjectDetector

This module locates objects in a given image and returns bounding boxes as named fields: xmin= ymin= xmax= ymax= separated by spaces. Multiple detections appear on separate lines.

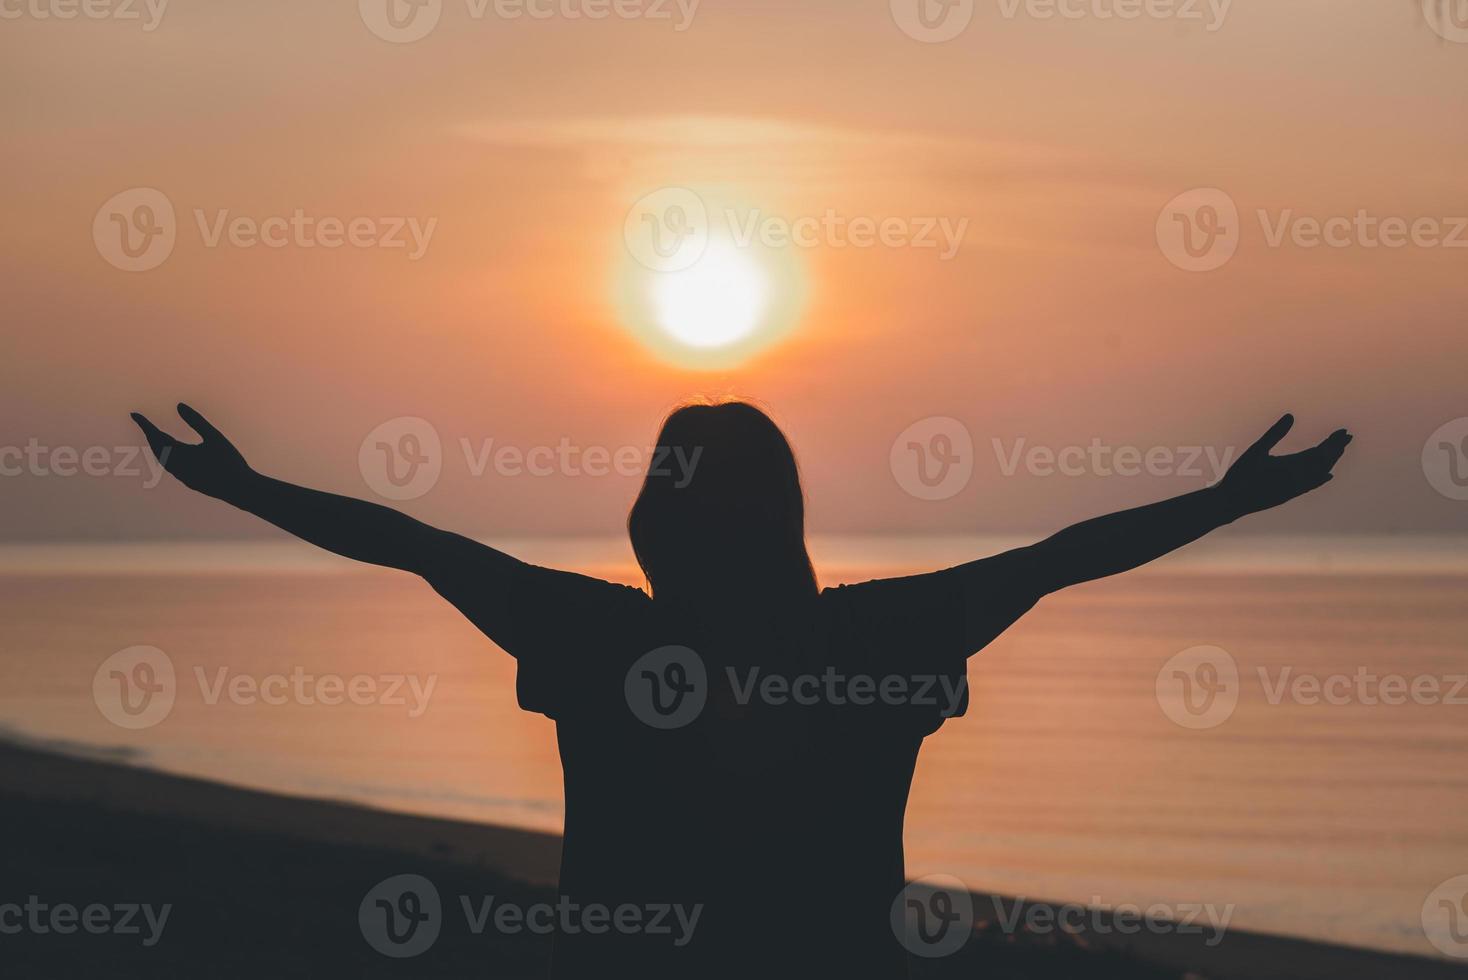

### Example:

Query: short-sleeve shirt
xmin=471 ymin=564 xmax=980 ymax=979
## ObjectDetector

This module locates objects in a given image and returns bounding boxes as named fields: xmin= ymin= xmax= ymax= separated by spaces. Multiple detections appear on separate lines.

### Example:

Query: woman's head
xmin=628 ymin=401 xmax=817 ymax=603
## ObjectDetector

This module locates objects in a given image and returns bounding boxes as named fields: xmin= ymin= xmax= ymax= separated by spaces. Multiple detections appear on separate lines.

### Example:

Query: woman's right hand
xmin=131 ymin=403 xmax=252 ymax=501
xmin=1215 ymin=413 xmax=1351 ymax=519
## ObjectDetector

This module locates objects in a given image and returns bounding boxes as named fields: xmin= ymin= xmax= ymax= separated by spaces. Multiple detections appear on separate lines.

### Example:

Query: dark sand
xmin=1 ymin=737 xmax=1463 ymax=979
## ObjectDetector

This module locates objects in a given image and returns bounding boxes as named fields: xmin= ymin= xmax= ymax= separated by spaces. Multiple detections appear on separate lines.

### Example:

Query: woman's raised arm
xmin=130 ymin=403 xmax=513 ymax=580
xmin=864 ymin=414 xmax=1352 ymax=657
xmin=131 ymin=403 xmax=650 ymax=713
xmin=990 ymin=413 xmax=1351 ymax=598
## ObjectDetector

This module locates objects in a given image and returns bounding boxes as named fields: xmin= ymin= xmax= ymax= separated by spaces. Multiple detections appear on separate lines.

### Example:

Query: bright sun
xmin=615 ymin=188 xmax=806 ymax=370
xmin=651 ymin=241 xmax=769 ymax=349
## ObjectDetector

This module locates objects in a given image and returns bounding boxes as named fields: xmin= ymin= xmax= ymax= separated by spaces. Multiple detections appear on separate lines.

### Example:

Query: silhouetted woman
xmin=132 ymin=401 xmax=1349 ymax=978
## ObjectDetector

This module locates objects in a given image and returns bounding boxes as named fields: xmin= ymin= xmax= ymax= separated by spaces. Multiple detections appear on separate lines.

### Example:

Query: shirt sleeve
xmin=429 ymin=558 xmax=652 ymax=719
xmin=819 ymin=569 xmax=975 ymax=736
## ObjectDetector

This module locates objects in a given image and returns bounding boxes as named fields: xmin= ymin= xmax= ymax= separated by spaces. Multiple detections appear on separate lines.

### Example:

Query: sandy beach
xmin=2 ymin=736 xmax=1463 ymax=979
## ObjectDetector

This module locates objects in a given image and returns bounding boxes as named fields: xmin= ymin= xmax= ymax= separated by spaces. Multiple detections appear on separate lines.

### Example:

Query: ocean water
xmin=1 ymin=536 xmax=1465 ymax=959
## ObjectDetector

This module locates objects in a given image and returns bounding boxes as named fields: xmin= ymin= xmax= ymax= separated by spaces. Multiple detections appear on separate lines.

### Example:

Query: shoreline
xmin=4 ymin=533 xmax=1468 ymax=577
xmin=2 ymin=737 xmax=1463 ymax=978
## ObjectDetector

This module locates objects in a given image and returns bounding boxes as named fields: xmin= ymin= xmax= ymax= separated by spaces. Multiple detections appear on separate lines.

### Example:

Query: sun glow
xmin=651 ymin=241 xmax=768 ymax=349
xmin=615 ymin=188 xmax=807 ymax=370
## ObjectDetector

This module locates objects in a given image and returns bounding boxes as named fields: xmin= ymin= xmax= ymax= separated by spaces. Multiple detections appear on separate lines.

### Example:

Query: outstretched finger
xmin=177 ymin=403 xmax=225 ymax=443
xmin=1318 ymin=428 xmax=1351 ymax=459
xmin=130 ymin=412 xmax=179 ymax=459
xmin=1295 ymin=428 xmax=1352 ymax=468
xmin=1246 ymin=413 xmax=1294 ymax=458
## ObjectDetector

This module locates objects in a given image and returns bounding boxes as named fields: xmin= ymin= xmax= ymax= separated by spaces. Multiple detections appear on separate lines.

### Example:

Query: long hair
xmin=628 ymin=401 xmax=818 ymax=604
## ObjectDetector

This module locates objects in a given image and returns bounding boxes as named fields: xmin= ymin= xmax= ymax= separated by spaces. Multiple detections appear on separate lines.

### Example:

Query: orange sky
xmin=4 ymin=0 xmax=1467 ymax=541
